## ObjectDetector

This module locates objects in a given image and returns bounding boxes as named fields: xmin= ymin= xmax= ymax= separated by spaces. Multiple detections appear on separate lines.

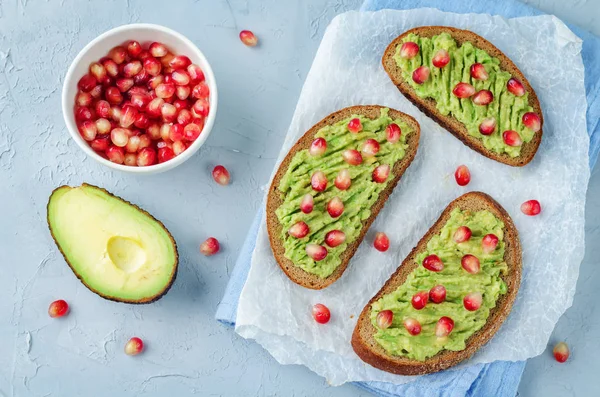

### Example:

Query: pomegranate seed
xmin=146 ymin=123 xmax=161 ymax=140
xmin=327 ymin=196 xmax=344 ymax=218
xmin=120 ymin=106 xmax=137 ymax=128
xmin=116 ymin=78 xmax=134 ymax=93
xmin=111 ymin=128 xmax=130 ymax=147
xmin=472 ymin=90 xmax=494 ymax=105
xmin=106 ymin=146 xmax=125 ymax=164
xmin=399 ymin=42 xmax=419 ymax=59
xmin=461 ymin=254 xmax=481 ymax=274
xmin=479 ymin=117 xmax=497 ymax=135
xmin=432 ymin=49 xmax=450 ymax=68
xmin=423 ymin=254 xmax=443 ymax=272
xmin=157 ymin=140 xmax=172 ymax=150
xmin=124 ymin=337 xmax=144 ymax=356
xmin=126 ymin=135 xmax=141 ymax=153
xmin=482 ymin=234 xmax=499 ymax=254
xmin=386 ymin=123 xmax=401 ymax=143
xmin=94 ymin=100 xmax=110 ymax=118
xmin=78 ymin=74 xmax=97 ymax=92
xmin=521 ymin=199 xmax=541 ymax=216
xmin=412 ymin=66 xmax=430 ymax=84
xmin=89 ymin=85 xmax=103 ymax=99
xmin=522 ymin=112 xmax=541 ymax=132
xmin=553 ymin=342 xmax=570 ymax=363
xmin=176 ymin=85 xmax=191 ymax=100
xmin=311 ymin=171 xmax=327 ymax=192
xmin=470 ymin=63 xmax=489 ymax=80
xmin=161 ymin=53 xmax=175 ymax=69
xmin=312 ymin=303 xmax=330 ymax=324
xmin=347 ymin=118 xmax=362 ymax=133
xmin=149 ymin=42 xmax=168 ymax=58
xmin=429 ymin=285 xmax=446 ymax=303
xmin=199 ymin=237 xmax=220 ymax=256
xmin=192 ymin=117 xmax=205 ymax=130
xmin=172 ymin=140 xmax=186 ymax=155
xmin=464 ymin=292 xmax=483 ymax=311
xmin=158 ymin=147 xmax=175 ymax=163
xmin=183 ymin=123 xmax=202 ymax=141
xmin=435 ymin=317 xmax=454 ymax=337
xmin=102 ymin=59 xmax=119 ymax=77
xmin=453 ymin=82 xmax=476 ymax=98
xmin=133 ymin=69 xmax=150 ymax=85
xmin=75 ymin=106 xmax=92 ymax=121
xmin=89 ymin=62 xmax=107 ymax=82
xmin=170 ymin=124 xmax=185 ymax=141
xmin=155 ymin=83 xmax=176 ymax=99
xmin=455 ymin=165 xmax=471 ymax=186
xmin=411 ymin=291 xmax=429 ymax=310
xmin=124 ymin=153 xmax=137 ymax=166
xmin=169 ymin=55 xmax=192 ymax=70
xmin=453 ymin=226 xmax=472 ymax=243
xmin=95 ymin=118 xmax=111 ymax=135
xmin=306 ymin=244 xmax=327 ymax=261
xmin=76 ymin=91 xmax=93 ymax=107
xmin=91 ymin=136 xmax=110 ymax=151
xmin=130 ymin=93 xmax=150 ymax=110
xmin=173 ymin=99 xmax=188 ymax=111
xmin=325 ymin=230 xmax=346 ymax=247
xmin=372 ymin=164 xmax=390 ymax=183
xmin=123 ymin=61 xmax=142 ymax=78
xmin=148 ymin=75 xmax=164 ymax=89
xmin=288 ymin=221 xmax=309 ymax=238
xmin=334 ymin=169 xmax=351 ymax=190
xmin=138 ymin=50 xmax=151 ymax=61
xmin=361 ymin=139 xmax=380 ymax=157
xmin=48 ymin=299 xmax=69 ymax=318
xmin=502 ymin=130 xmax=522 ymax=146
xmin=147 ymin=98 xmax=165 ymax=118
xmin=161 ymin=103 xmax=177 ymax=122
xmin=374 ymin=232 xmax=390 ymax=252
xmin=136 ymin=147 xmax=157 ymax=166
xmin=79 ymin=121 xmax=97 ymax=141
xmin=376 ymin=310 xmax=393 ymax=329
xmin=160 ymin=123 xmax=173 ymax=141
xmin=171 ymin=70 xmax=190 ymax=86
xmin=109 ymin=46 xmax=127 ymax=64
xmin=126 ymin=40 xmax=142 ymax=57
xmin=192 ymin=83 xmax=210 ymax=99
xmin=342 ymin=149 xmax=362 ymax=166
xmin=177 ymin=109 xmax=192 ymax=125
xmin=404 ymin=318 xmax=422 ymax=335
xmin=239 ymin=30 xmax=258 ymax=47
xmin=309 ymin=137 xmax=327 ymax=156
xmin=300 ymin=194 xmax=314 ymax=214
xmin=507 ymin=77 xmax=525 ymax=96
xmin=110 ymin=106 xmax=122 ymax=123
xmin=212 ymin=165 xmax=231 ymax=186
xmin=105 ymin=87 xmax=123 ymax=104
xmin=193 ymin=99 xmax=210 ymax=117
xmin=187 ymin=64 xmax=205 ymax=82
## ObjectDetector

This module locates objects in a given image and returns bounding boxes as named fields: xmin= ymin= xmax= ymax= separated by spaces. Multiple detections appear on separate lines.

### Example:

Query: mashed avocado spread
xmin=275 ymin=108 xmax=412 ymax=278
xmin=370 ymin=208 xmax=508 ymax=361
xmin=395 ymin=32 xmax=535 ymax=157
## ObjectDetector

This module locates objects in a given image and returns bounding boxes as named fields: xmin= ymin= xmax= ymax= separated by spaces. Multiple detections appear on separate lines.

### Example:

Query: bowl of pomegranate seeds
xmin=62 ymin=24 xmax=217 ymax=173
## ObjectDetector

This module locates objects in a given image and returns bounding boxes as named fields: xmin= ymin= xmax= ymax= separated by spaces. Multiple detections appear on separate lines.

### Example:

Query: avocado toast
xmin=267 ymin=105 xmax=420 ymax=289
xmin=352 ymin=192 xmax=521 ymax=375
xmin=383 ymin=26 xmax=543 ymax=166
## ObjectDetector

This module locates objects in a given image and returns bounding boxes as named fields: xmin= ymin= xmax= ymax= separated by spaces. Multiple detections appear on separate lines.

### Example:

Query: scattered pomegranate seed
xmin=312 ymin=303 xmax=330 ymax=324
xmin=464 ymin=292 xmax=483 ymax=311
xmin=412 ymin=66 xmax=430 ymax=84
xmin=479 ymin=117 xmax=497 ymax=135
xmin=482 ymin=234 xmax=499 ymax=254
xmin=325 ymin=230 xmax=346 ymax=247
xmin=470 ymin=63 xmax=489 ymax=80
xmin=521 ymin=200 xmax=541 ymax=216
xmin=106 ymin=87 xmax=123 ymax=105
xmin=411 ymin=291 xmax=429 ymax=310
xmin=300 ymin=194 xmax=314 ymax=214
xmin=361 ymin=139 xmax=380 ymax=157
xmin=158 ymin=147 xmax=175 ymax=163
xmin=372 ymin=164 xmax=390 ymax=183
xmin=342 ymin=149 xmax=363 ymax=166
xmin=453 ymin=82 xmax=476 ymax=98
xmin=432 ymin=49 xmax=450 ymax=68
xmin=75 ymin=106 xmax=93 ymax=121
xmin=136 ymin=147 xmax=156 ymax=166
xmin=91 ymin=136 xmax=110 ymax=151
xmin=76 ymin=91 xmax=93 ymax=107
xmin=306 ymin=244 xmax=327 ymax=261
xmin=347 ymin=118 xmax=362 ymax=133
xmin=124 ymin=337 xmax=144 ymax=356
xmin=193 ymin=99 xmax=210 ymax=117
xmin=200 ymin=237 xmax=220 ymax=256
xmin=461 ymin=254 xmax=481 ymax=274
xmin=404 ymin=317 xmax=422 ymax=335
xmin=435 ymin=316 xmax=454 ymax=337
xmin=507 ymin=77 xmax=525 ymax=96
xmin=95 ymin=118 xmax=111 ymax=135
xmin=109 ymin=46 xmax=127 ymax=64
xmin=386 ymin=123 xmax=401 ymax=143
xmin=172 ymin=140 xmax=186 ymax=155
xmin=522 ymin=112 xmax=541 ymax=132
xmin=399 ymin=41 xmax=419 ymax=59
xmin=288 ymin=221 xmax=309 ymax=238
xmin=311 ymin=171 xmax=328 ymax=192
xmin=327 ymin=197 xmax=344 ymax=218
xmin=78 ymin=74 xmax=97 ymax=92
xmin=454 ymin=165 xmax=471 ymax=186
xmin=169 ymin=55 xmax=192 ymax=70
xmin=309 ymin=137 xmax=327 ymax=156
xmin=124 ymin=153 xmax=137 ymax=166
xmin=192 ymin=82 xmax=210 ymax=99
xmin=107 ymin=145 xmax=125 ymax=164
xmin=429 ymin=285 xmax=446 ymax=303
xmin=553 ymin=342 xmax=570 ymax=363
xmin=79 ymin=121 xmax=97 ymax=141
xmin=373 ymin=232 xmax=390 ymax=252
xmin=472 ymin=90 xmax=494 ymax=105
xmin=334 ymin=169 xmax=351 ymax=190
xmin=453 ymin=226 xmax=472 ymax=243
xmin=183 ymin=123 xmax=202 ymax=141
xmin=187 ymin=64 xmax=205 ymax=82
xmin=423 ymin=254 xmax=443 ymax=272
xmin=239 ymin=30 xmax=258 ymax=47
xmin=149 ymin=42 xmax=168 ymax=58
xmin=176 ymin=85 xmax=191 ymax=101
xmin=212 ymin=165 xmax=231 ymax=186
xmin=376 ymin=310 xmax=393 ymax=329
xmin=48 ymin=299 xmax=69 ymax=318
xmin=502 ymin=130 xmax=522 ymax=146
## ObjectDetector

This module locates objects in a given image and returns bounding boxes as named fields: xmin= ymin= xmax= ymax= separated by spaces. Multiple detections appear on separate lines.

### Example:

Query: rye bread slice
xmin=382 ymin=26 xmax=543 ymax=167
xmin=266 ymin=105 xmax=420 ymax=289
xmin=352 ymin=191 xmax=522 ymax=375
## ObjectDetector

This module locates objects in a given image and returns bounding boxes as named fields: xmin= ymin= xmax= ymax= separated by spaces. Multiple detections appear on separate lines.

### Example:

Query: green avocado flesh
xmin=395 ymin=33 xmax=535 ymax=157
xmin=47 ymin=184 xmax=177 ymax=303
xmin=370 ymin=208 xmax=508 ymax=361
xmin=275 ymin=108 xmax=413 ymax=279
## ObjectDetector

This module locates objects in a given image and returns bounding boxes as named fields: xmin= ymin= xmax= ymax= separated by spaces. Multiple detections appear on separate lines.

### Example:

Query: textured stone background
xmin=1 ymin=0 xmax=598 ymax=396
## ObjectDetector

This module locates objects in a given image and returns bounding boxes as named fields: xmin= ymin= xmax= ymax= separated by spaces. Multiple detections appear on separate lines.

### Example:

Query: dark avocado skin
xmin=47 ymin=183 xmax=179 ymax=304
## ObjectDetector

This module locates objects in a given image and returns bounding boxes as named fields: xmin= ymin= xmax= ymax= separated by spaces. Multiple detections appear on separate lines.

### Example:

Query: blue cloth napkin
xmin=216 ymin=1 xmax=600 ymax=396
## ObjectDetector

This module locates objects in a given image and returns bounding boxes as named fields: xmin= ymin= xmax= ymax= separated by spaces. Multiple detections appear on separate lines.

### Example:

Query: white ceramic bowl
xmin=62 ymin=23 xmax=218 ymax=174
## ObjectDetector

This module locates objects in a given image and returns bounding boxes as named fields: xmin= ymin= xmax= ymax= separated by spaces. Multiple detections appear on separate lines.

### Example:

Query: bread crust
xmin=266 ymin=105 xmax=420 ymax=289
xmin=351 ymin=192 xmax=522 ymax=375
xmin=382 ymin=26 xmax=543 ymax=167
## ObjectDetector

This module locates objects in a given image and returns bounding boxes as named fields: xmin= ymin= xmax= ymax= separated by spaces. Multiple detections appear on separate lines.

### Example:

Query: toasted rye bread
xmin=382 ymin=26 xmax=543 ymax=167
xmin=266 ymin=105 xmax=420 ymax=289
xmin=351 ymin=192 xmax=522 ymax=375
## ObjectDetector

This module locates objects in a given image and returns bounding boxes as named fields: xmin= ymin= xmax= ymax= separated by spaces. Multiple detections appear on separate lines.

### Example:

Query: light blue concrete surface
xmin=0 ymin=1 xmax=598 ymax=396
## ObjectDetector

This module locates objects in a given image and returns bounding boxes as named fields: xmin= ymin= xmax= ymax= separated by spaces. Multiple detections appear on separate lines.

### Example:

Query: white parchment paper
xmin=236 ymin=9 xmax=589 ymax=386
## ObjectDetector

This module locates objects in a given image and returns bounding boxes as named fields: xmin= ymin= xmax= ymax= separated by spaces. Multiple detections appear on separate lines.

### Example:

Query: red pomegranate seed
xmin=423 ymin=254 xmax=443 ymax=272
xmin=311 ymin=171 xmax=327 ymax=192
xmin=106 ymin=145 xmax=125 ymax=164
xmin=120 ymin=106 xmax=138 ymax=128
xmin=553 ymin=342 xmax=570 ymax=363
xmin=95 ymin=118 xmax=111 ymax=135
xmin=102 ymin=59 xmax=119 ymax=77
xmin=138 ymin=134 xmax=151 ymax=149
xmin=149 ymin=42 xmax=168 ymax=58
xmin=116 ymin=78 xmax=134 ymax=93
xmin=325 ymin=230 xmax=346 ymax=247
xmin=470 ymin=63 xmax=489 ymax=80
xmin=306 ymin=244 xmax=327 ymax=261
xmin=193 ymin=99 xmax=210 ymax=117
xmin=312 ymin=303 xmax=330 ymax=324
xmin=200 ymin=237 xmax=220 ymax=256
xmin=453 ymin=226 xmax=472 ymax=243
xmin=138 ymin=50 xmax=151 ymax=61
xmin=137 ymin=147 xmax=157 ymax=166
xmin=75 ymin=106 xmax=92 ymax=121
xmin=386 ymin=123 xmax=401 ymax=143
xmin=239 ymin=30 xmax=258 ymax=47
xmin=461 ymin=254 xmax=481 ymax=274
xmin=334 ymin=169 xmax=351 ymax=190
xmin=172 ymin=140 xmax=186 ymax=155
xmin=399 ymin=42 xmax=419 ymax=59
xmin=161 ymin=53 xmax=175 ymax=69
xmin=126 ymin=40 xmax=142 ymax=58
xmin=160 ymin=123 xmax=172 ymax=141
xmin=374 ymin=232 xmax=390 ymax=252
xmin=212 ymin=165 xmax=231 ymax=185
xmin=78 ymin=74 xmax=97 ymax=92
xmin=192 ymin=83 xmax=210 ymax=99
xmin=376 ymin=310 xmax=393 ymax=329
xmin=482 ymin=234 xmax=499 ymax=254
xmin=89 ymin=62 xmax=107 ymax=82
xmin=146 ymin=98 xmax=165 ymax=118
xmin=171 ymin=70 xmax=190 ymax=86
xmin=130 ymin=93 xmax=150 ymax=110
xmin=522 ymin=112 xmax=541 ymax=132
xmin=123 ymin=61 xmax=142 ymax=78
xmin=347 ymin=118 xmax=362 ymax=133
xmin=342 ymin=149 xmax=362 ymax=166
xmin=79 ymin=121 xmax=97 ymax=141
xmin=412 ymin=66 xmax=430 ymax=84
xmin=372 ymin=164 xmax=390 ymax=183
xmin=453 ymin=82 xmax=476 ymax=98
xmin=176 ymin=86 xmax=191 ymax=100
xmin=89 ymin=85 xmax=103 ymax=99
xmin=187 ymin=64 xmax=205 ymax=82
xmin=404 ymin=318 xmax=422 ymax=335
xmin=435 ymin=317 xmax=454 ymax=337
xmin=361 ymin=138 xmax=380 ymax=157
xmin=173 ymin=99 xmax=188 ymax=111
xmin=111 ymin=128 xmax=130 ymax=147
xmin=502 ymin=130 xmax=522 ymax=146
xmin=455 ymin=165 xmax=471 ymax=186
xmin=93 ymin=100 xmax=110 ymax=119
xmin=161 ymin=103 xmax=177 ymax=122
xmin=411 ymin=291 xmax=429 ymax=310
xmin=507 ymin=78 xmax=525 ymax=96
xmin=76 ymin=91 xmax=93 ymax=107
xmin=146 ymin=123 xmax=161 ymax=140
xmin=124 ymin=153 xmax=137 ymax=166
xmin=192 ymin=117 xmax=205 ymax=130
xmin=177 ymin=109 xmax=192 ymax=125
xmin=158 ymin=147 xmax=175 ymax=163
xmin=155 ymin=83 xmax=176 ymax=99
xmin=521 ymin=200 xmax=541 ymax=216
xmin=91 ymin=136 xmax=110 ymax=151
xmin=463 ymin=292 xmax=483 ymax=311
xmin=48 ymin=299 xmax=69 ymax=318
xmin=126 ymin=135 xmax=141 ymax=153
xmin=300 ymin=194 xmax=314 ymax=214
xmin=148 ymin=74 xmax=164 ymax=89
xmin=105 ymin=87 xmax=123 ymax=104
xmin=183 ymin=123 xmax=202 ymax=141
xmin=110 ymin=106 xmax=122 ymax=123
xmin=170 ymin=124 xmax=185 ymax=141
xmin=479 ymin=117 xmax=496 ymax=135
xmin=309 ymin=137 xmax=327 ymax=156
xmin=169 ymin=55 xmax=192 ymax=70
xmin=124 ymin=336 xmax=144 ymax=356
xmin=133 ymin=69 xmax=150 ymax=86
xmin=429 ymin=285 xmax=446 ymax=303
xmin=108 ymin=46 xmax=127 ymax=64
xmin=432 ymin=49 xmax=450 ymax=68
xmin=472 ymin=90 xmax=494 ymax=105
xmin=288 ymin=221 xmax=309 ymax=238
xmin=327 ymin=196 xmax=344 ymax=218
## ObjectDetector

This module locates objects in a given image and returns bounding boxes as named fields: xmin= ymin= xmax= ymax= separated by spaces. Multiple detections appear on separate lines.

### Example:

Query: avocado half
xmin=47 ymin=183 xmax=178 ymax=304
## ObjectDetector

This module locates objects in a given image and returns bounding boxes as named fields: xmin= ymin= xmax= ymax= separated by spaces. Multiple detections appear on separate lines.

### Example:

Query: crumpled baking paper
xmin=235 ymin=8 xmax=589 ymax=386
